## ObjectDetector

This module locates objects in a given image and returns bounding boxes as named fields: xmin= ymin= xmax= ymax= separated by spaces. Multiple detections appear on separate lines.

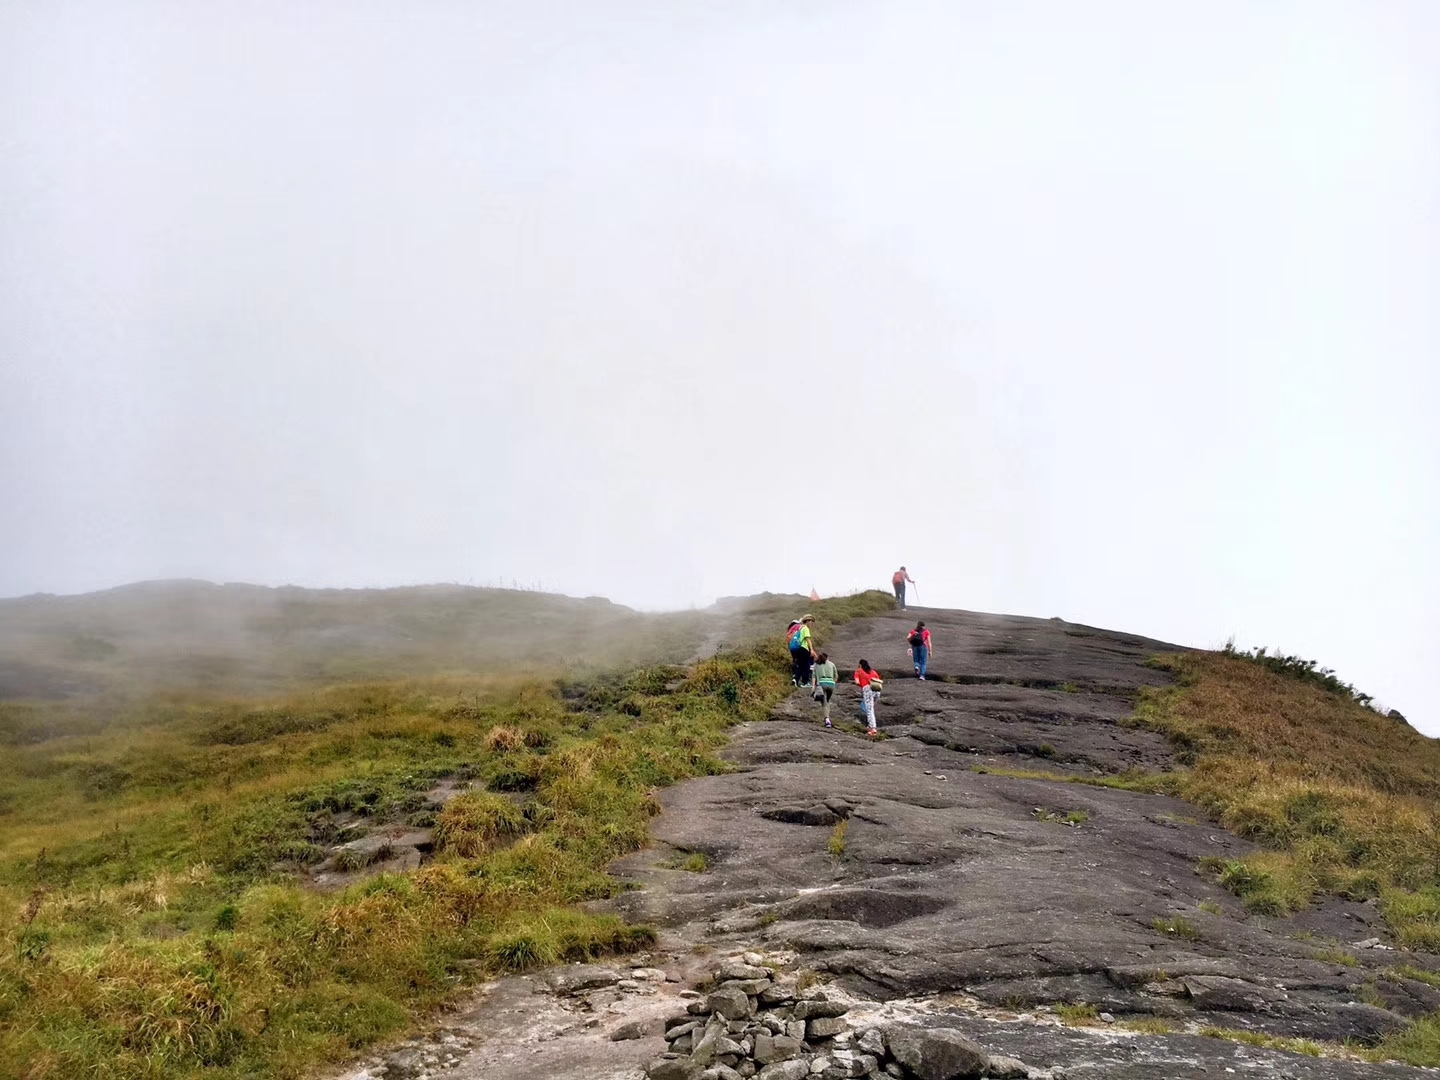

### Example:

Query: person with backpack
xmin=812 ymin=652 xmax=839 ymax=727
xmin=787 ymin=615 xmax=817 ymax=687
xmin=892 ymin=567 xmax=915 ymax=608
xmin=907 ymin=621 xmax=933 ymax=680
xmin=854 ymin=659 xmax=883 ymax=736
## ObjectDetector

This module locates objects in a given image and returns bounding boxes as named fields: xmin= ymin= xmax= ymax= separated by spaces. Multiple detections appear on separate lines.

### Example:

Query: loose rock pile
xmin=647 ymin=955 xmax=1043 ymax=1080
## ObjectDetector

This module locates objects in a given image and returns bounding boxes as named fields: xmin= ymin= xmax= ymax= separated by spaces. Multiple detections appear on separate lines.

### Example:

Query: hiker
xmin=854 ymin=659 xmax=883 ymax=736
xmin=812 ymin=651 xmax=838 ymax=727
xmin=907 ymin=620 xmax=933 ymax=680
xmin=892 ymin=567 xmax=915 ymax=608
xmin=787 ymin=615 xmax=817 ymax=687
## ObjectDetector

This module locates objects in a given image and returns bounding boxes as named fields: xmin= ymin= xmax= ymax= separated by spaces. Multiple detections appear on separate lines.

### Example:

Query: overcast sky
xmin=2 ymin=1 xmax=1437 ymax=728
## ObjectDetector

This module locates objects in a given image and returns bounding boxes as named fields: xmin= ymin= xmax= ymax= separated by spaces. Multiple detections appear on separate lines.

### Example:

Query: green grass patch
xmin=1055 ymin=1002 xmax=1099 ymax=1025
xmin=663 ymin=851 xmax=711 ymax=873
xmin=1198 ymin=1026 xmax=1325 ymax=1056
xmin=972 ymin=764 xmax=1174 ymax=794
xmin=1151 ymin=915 xmax=1201 ymax=942
xmin=1310 ymin=946 xmax=1358 ymax=967
xmin=828 ymin=819 xmax=849 ymax=857
xmin=1371 ymin=1013 xmax=1440 ymax=1067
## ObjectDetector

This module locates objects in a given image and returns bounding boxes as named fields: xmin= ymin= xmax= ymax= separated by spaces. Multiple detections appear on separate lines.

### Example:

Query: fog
xmin=1 ymin=3 xmax=1437 ymax=727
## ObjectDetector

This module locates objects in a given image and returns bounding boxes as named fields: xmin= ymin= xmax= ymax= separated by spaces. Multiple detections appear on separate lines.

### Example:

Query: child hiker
xmin=854 ymin=659 xmax=883 ymax=736
xmin=907 ymin=620 xmax=933 ymax=680
xmin=812 ymin=652 xmax=838 ymax=727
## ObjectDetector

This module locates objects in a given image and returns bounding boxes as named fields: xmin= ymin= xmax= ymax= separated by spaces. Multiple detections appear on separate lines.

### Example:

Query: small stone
xmin=690 ymin=1000 xmax=712 ymax=1015
xmin=760 ymin=980 xmax=799 ymax=1006
xmin=668 ymin=1019 xmax=701 ymax=1037
xmin=681 ymin=990 xmax=704 ymax=1000
xmin=1354 ymin=937 xmax=1382 ymax=949
xmin=808 ymin=1016 xmax=848 ymax=1039
xmin=985 ymin=1055 xmax=1030 ymax=1080
xmin=702 ymin=1067 xmax=744 ymax=1080
xmin=743 ymin=952 xmax=767 ymax=966
xmin=794 ymin=1001 xmax=849 ymax=1020
xmin=857 ymin=1029 xmax=885 ymax=1056
xmin=1099 ymin=1012 xmax=1115 ymax=1024
xmin=753 ymin=1033 xmax=804 ymax=1064
xmin=883 ymin=1064 xmax=904 ymax=1079
xmin=757 ymin=1062 xmax=811 ymax=1080
xmin=719 ymin=961 xmax=771 ymax=981
xmin=722 ymin=979 xmax=773 ymax=996
xmin=739 ymin=1062 xmax=757 ymax=1079
xmin=693 ymin=1027 xmax=721 ymax=1066
xmin=548 ymin=965 xmax=621 ymax=995
xmin=709 ymin=988 xmax=753 ymax=1020
xmin=648 ymin=1057 xmax=705 ymax=1080
xmin=611 ymin=1021 xmax=649 ymax=1041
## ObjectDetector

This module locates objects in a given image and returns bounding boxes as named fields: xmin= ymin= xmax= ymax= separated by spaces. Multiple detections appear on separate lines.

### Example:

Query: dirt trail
xmin=328 ymin=608 xmax=1440 ymax=1080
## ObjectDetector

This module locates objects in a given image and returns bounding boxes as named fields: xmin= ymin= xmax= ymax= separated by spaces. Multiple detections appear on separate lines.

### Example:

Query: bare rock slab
xmin=885 ymin=1025 xmax=990 ymax=1080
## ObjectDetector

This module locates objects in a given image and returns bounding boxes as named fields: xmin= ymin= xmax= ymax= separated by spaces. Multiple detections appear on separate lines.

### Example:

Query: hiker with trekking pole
xmin=892 ymin=567 xmax=915 ymax=609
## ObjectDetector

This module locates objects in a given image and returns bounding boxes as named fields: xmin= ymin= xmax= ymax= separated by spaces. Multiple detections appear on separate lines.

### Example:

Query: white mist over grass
xmin=1 ymin=2 xmax=1436 ymax=727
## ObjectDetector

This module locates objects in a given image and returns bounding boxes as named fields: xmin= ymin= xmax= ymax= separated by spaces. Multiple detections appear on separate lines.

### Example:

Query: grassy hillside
xmin=1132 ymin=648 xmax=1440 ymax=1065
xmin=0 ymin=581 xmax=729 ymax=702
xmin=0 ymin=587 xmax=894 ymax=1080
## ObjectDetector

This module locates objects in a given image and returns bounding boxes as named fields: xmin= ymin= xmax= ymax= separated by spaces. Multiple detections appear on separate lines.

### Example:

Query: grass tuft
xmin=1151 ymin=915 xmax=1201 ymax=942
xmin=1055 ymin=1002 xmax=1100 ymax=1025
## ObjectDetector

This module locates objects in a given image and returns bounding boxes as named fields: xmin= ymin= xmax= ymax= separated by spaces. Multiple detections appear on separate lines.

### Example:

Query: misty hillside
xmin=0 ymin=580 xmax=772 ymax=699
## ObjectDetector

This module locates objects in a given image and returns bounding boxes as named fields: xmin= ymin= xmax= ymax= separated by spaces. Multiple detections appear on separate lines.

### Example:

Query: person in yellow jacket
xmin=787 ymin=615 xmax=817 ymax=687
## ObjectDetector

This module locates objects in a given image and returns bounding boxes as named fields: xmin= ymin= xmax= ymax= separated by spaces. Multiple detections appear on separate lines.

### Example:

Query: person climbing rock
xmin=854 ymin=659 xmax=883 ymax=736
xmin=812 ymin=652 xmax=838 ymax=727
xmin=788 ymin=615 xmax=817 ymax=687
xmin=907 ymin=620 xmax=933 ymax=680
xmin=892 ymin=567 xmax=915 ymax=609
xmin=785 ymin=619 xmax=805 ymax=685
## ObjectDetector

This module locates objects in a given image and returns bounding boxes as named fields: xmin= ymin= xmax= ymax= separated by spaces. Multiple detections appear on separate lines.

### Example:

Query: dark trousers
xmin=894 ymin=582 xmax=906 ymax=608
xmin=790 ymin=647 xmax=813 ymax=685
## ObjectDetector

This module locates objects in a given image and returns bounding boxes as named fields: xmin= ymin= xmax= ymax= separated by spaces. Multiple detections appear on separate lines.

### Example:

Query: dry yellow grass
xmin=1138 ymin=652 xmax=1440 ymax=925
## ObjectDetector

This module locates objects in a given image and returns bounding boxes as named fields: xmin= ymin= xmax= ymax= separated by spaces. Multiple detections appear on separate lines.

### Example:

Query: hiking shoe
xmin=824 ymin=719 xmax=833 ymax=728
xmin=918 ymin=675 xmax=926 ymax=681
xmin=867 ymin=729 xmax=878 ymax=737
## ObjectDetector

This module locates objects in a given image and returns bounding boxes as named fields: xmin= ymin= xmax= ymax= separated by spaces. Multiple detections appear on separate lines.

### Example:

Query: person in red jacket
xmin=907 ymin=621 xmax=933 ymax=680
xmin=854 ymin=660 xmax=883 ymax=736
